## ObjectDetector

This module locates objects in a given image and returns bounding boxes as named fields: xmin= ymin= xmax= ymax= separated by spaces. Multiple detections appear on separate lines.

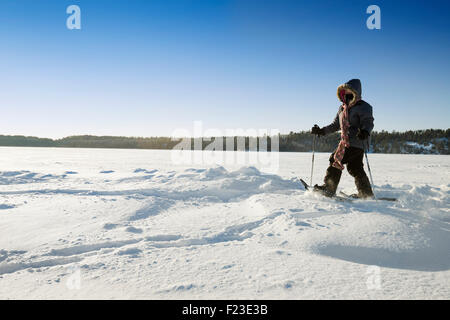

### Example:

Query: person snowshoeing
xmin=311 ymin=79 xmax=374 ymax=198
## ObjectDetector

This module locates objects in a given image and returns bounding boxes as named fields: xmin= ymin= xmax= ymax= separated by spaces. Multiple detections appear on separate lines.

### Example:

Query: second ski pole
xmin=363 ymin=139 xmax=376 ymax=199
xmin=310 ymin=134 xmax=317 ymax=186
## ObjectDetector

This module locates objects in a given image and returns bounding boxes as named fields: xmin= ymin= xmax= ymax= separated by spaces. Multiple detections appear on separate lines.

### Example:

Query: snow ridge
xmin=0 ymin=148 xmax=448 ymax=299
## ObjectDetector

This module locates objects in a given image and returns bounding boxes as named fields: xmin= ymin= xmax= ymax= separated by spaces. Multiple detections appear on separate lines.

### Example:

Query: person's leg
xmin=315 ymin=151 xmax=342 ymax=196
xmin=346 ymin=147 xmax=374 ymax=198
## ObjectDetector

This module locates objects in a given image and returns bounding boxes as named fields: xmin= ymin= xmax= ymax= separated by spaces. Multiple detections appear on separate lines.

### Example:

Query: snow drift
xmin=0 ymin=147 xmax=448 ymax=299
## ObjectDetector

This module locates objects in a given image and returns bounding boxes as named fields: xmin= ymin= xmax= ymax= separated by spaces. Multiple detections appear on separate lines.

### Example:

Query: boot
xmin=354 ymin=171 xmax=374 ymax=199
xmin=314 ymin=166 xmax=342 ymax=197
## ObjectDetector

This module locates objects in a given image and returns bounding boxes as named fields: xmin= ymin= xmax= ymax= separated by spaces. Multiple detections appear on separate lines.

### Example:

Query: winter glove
xmin=357 ymin=128 xmax=370 ymax=140
xmin=311 ymin=124 xmax=325 ymax=136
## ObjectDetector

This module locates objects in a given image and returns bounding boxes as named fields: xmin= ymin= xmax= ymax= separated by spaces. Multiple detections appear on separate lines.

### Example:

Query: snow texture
xmin=0 ymin=147 xmax=448 ymax=299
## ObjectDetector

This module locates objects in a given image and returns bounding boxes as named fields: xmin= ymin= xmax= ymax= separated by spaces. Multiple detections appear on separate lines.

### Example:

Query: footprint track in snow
xmin=0 ymin=256 xmax=82 ymax=275
xmin=0 ymin=206 xmax=287 ymax=276
xmin=40 ymin=210 xmax=285 ymax=262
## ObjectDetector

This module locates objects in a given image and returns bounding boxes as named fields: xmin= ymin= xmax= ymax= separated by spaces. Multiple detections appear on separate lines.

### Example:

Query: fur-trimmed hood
xmin=337 ymin=79 xmax=362 ymax=106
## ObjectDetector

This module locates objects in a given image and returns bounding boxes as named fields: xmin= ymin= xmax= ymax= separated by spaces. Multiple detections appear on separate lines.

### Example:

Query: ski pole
xmin=363 ymin=139 xmax=376 ymax=199
xmin=310 ymin=134 xmax=316 ymax=186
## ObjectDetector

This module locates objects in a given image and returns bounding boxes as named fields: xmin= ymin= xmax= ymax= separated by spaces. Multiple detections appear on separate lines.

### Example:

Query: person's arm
xmin=322 ymin=110 xmax=340 ymax=135
xmin=359 ymin=104 xmax=374 ymax=134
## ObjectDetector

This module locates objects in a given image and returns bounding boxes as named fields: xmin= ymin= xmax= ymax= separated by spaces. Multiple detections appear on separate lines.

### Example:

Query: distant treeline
xmin=280 ymin=129 xmax=449 ymax=154
xmin=0 ymin=129 xmax=448 ymax=154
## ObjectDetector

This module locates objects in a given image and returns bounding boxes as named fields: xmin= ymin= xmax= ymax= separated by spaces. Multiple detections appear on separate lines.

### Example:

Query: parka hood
xmin=337 ymin=79 xmax=362 ymax=106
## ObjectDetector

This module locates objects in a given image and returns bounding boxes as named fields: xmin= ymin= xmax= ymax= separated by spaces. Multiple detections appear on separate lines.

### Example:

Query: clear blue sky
xmin=0 ymin=0 xmax=449 ymax=138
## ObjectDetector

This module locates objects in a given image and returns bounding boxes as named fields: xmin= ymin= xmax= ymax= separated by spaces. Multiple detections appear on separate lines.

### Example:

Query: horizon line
xmin=1 ymin=128 xmax=449 ymax=140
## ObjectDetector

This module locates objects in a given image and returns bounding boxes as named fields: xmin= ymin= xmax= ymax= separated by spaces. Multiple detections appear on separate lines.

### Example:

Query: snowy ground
xmin=0 ymin=147 xmax=448 ymax=299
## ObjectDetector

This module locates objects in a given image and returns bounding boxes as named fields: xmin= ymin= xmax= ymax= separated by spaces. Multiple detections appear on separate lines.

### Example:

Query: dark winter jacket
xmin=323 ymin=79 xmax=374 ymax=149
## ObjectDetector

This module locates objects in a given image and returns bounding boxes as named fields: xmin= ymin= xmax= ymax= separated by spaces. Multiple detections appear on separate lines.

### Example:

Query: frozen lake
xmin=0 ymin=147 xmax=449 ymax=299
